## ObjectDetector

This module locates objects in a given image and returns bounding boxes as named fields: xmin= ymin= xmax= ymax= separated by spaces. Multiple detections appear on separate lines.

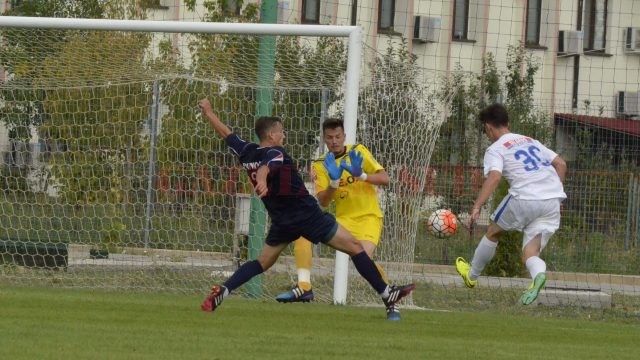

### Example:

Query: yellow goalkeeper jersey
xmin=312 ymin=144 xmax=384 ymax=220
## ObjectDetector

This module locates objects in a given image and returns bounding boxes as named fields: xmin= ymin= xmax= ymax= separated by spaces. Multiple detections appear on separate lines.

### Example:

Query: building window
xmin=525 ymin=0 xmax=542 ymax=45
xmin=378 ymin=0 xmax=395 ymax=32
xmin=583 ymin=0 xmax=607 ymax=52
xmin=453 ymin=0 xmax=469 ymax=40
xmin=302 ymin=0 xmax=320 ymax=24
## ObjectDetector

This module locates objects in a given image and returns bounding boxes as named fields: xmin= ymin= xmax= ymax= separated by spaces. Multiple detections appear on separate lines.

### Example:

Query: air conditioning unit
xmin=413 ymin=16 xmax=441 ymax=43
xmin=557 ymin=30 xmax=583 ymax=55
xmin=623 ymin=27 xmax=640 ymax=54
xmin=616 ymin=91 xmax=640 ymax=116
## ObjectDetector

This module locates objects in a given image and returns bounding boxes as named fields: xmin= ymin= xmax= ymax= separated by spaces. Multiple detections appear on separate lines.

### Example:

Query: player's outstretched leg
xmin=455 ymin=257 xmax=477 ymax=288
xmin=520 ymin=272 xmax=546 ymax=305
xmin=201 ymin=243 xmax=285 ymax=314
xmin=275 ymin=285 xmax=315 ymax=303
xmin=326 ymin=225 xmax=416 ymax=319
xmin=349 ymin=251 xmax=416 ymax=305
xmin=350 ymin=251 xmax=416 ymax=320
xmin=201 ymin=285 xmax=227 ymax=312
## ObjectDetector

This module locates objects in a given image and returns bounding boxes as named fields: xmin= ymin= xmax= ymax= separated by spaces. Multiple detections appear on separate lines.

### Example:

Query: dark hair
xmin=322 ymin=118 xmax=344 ymax=132
xmin=254 ymin=116 xmax=282 ymax=140
xmin=479 ymin=103 xmax=509 ymax=128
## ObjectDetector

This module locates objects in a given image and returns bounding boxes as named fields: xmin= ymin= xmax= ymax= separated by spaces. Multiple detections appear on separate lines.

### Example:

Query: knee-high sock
xmin=525 ymin=256 xmax=546 ymax=279
xmin=470 ymin=236 xmax=498 ymax=280
xmin=351 ymin=251 xmax=388 ymax=294
xmin=375 ymin=263 xmax=388 ymax=283
xmin=294 ymin=238 xmax=313 ymax=291
xmin=223 ymin=260 xmax=264 ymax=292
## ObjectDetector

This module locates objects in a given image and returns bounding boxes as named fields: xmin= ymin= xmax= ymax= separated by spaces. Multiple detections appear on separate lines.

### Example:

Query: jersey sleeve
xmin=483 ymin=147 xmax=503 ymax=176
xmin=261 ymin=148 xmax=285 ymax=169
xmin=357 ymin=145 xmax=384 ymax=174
xmin=312 ymin=160 xmax=329 ymax=192
xmin=225 ymin=133 xmax=249 ymax=157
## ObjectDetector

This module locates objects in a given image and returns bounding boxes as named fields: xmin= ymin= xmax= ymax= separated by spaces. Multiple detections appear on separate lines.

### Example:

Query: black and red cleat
xmin=201 ymin=285 xmax=226 ymax=312
xmin=383 ymin=283 xmax=416 ymax=309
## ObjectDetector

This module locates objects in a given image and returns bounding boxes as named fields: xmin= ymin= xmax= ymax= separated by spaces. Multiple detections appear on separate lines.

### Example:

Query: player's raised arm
xmin=198 ymin=98 xmax=232 ymax=139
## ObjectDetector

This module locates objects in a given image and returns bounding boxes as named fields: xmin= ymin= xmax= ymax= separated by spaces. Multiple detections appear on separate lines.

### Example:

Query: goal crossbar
xmin=0 ymin=16 xmax=356 ymax=36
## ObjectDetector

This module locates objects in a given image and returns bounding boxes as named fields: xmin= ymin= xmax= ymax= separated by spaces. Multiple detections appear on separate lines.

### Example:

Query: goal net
xmin=0 ymin=18 xmax=446 ymax=305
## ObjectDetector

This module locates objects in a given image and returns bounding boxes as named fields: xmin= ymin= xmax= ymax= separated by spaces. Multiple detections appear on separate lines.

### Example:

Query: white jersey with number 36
xmin=484 ymin=133 xmax=566 ymax=200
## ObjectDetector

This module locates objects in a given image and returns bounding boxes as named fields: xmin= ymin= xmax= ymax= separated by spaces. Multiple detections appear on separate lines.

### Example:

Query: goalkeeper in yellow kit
xmin=275 ymin=118 xmax=399 ymax=320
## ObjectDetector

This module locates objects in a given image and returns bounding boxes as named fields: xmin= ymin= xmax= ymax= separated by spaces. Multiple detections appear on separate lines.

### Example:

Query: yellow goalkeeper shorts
xmin=337 ymin=215 xmax=383 ymax=246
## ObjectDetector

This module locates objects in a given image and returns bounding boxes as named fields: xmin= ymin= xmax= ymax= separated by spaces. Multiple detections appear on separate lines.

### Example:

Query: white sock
xmin=525 ymin=256 xmax=546 ymax=279
xmin=223 ymin=287 xmax=230 ymax=297
xmin=380 ymin=285 xmax=390 ymax=299
xmin=470 ymin=236 xmax=498 ymax=279
xmin=297 ymin=268 xmax=311 ymax=285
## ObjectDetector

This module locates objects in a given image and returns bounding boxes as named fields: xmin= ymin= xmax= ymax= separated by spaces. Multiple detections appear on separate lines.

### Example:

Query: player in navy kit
xmin=197 ymin=99 xmax=415 ymax=317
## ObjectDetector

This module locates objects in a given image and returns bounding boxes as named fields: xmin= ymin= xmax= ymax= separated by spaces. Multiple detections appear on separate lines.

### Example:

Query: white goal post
xmin=0 ymin=16 xmax=359 ymax=304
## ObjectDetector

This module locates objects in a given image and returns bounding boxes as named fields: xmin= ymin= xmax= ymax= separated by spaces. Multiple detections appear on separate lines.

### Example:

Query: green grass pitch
xmin=0 ymin=286 xmax=638 ymax=360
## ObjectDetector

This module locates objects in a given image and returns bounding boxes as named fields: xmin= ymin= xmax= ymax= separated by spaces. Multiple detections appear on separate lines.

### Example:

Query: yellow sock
xmin=294 ymin=237 xmax=313 ymax=291
xmin=375 ymin=263 xmax=389 ymax=284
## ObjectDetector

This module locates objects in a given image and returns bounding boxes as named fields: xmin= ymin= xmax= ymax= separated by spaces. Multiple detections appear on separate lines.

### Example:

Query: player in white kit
xmin=455 ymin=103 xmax=567 ymax=305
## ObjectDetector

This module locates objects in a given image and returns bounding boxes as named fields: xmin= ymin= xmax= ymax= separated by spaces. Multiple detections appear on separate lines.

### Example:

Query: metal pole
xmin=245 ymin=0 xmax=279 ymax=298
xmin=143 ymin=80 xmax=160 ymax=249
xmin=319 ymin=88 xmax=329 ymax=154
xmin=625 ymin=172 xmax=633 ymax=251
xmin=0 ymin=16 xmax=357 ymax=37
xmin=633 ymin=176 xmax=640 ymax=250
xmin=333 ymin=27 xmax=362 ymax=305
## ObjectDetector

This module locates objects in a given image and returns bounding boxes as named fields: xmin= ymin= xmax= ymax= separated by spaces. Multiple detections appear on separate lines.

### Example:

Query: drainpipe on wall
xmin=445 ymin=0 xmax=455 ymax=73
xmin=172 ymin=0 xmax=180 ymax=62
xmin=572 ymin=0 xmax=583 ymax=111
xmin=551 ymin=0 xmax=560 ymax=123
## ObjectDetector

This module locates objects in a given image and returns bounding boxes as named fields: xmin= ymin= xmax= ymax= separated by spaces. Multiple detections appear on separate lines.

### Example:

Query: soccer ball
xmin=427 ymin=209 xmax=458 ymax=238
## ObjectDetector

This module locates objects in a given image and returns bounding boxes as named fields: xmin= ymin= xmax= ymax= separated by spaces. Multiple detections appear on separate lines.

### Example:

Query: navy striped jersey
xmin=225 ymin=133 xmax=319 ymax=225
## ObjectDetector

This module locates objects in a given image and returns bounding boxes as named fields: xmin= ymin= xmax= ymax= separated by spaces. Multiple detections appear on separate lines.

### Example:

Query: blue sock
xmin=351 ymin=251 xmax=388 ymax=294
xmin=223 ymin=260 xmax=264 ymax=292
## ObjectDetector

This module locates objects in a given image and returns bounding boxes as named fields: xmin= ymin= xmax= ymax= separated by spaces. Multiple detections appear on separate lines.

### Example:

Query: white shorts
xmin=490 ymin=195 xmax=562 ymax=251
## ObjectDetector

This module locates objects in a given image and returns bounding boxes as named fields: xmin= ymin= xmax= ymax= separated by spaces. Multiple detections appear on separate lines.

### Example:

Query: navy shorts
xmin=265 ymin=211 xmax=338 ymax=246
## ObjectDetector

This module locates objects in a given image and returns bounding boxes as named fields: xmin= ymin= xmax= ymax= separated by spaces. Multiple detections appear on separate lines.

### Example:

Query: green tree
xmin=0 ymin=1 xmax=102 ymax=143
xmin=0 ymin=0 xmax=153 ymax=156
xmin=38 ymin=32 xmax=152 ymax=204
xmin=0 ymin=0 xmax=157 ymax=249
xmin=358 ymin=37 xmax=423 ymax=159
xmin=503 ymin=43 xmax=552 ymax=145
